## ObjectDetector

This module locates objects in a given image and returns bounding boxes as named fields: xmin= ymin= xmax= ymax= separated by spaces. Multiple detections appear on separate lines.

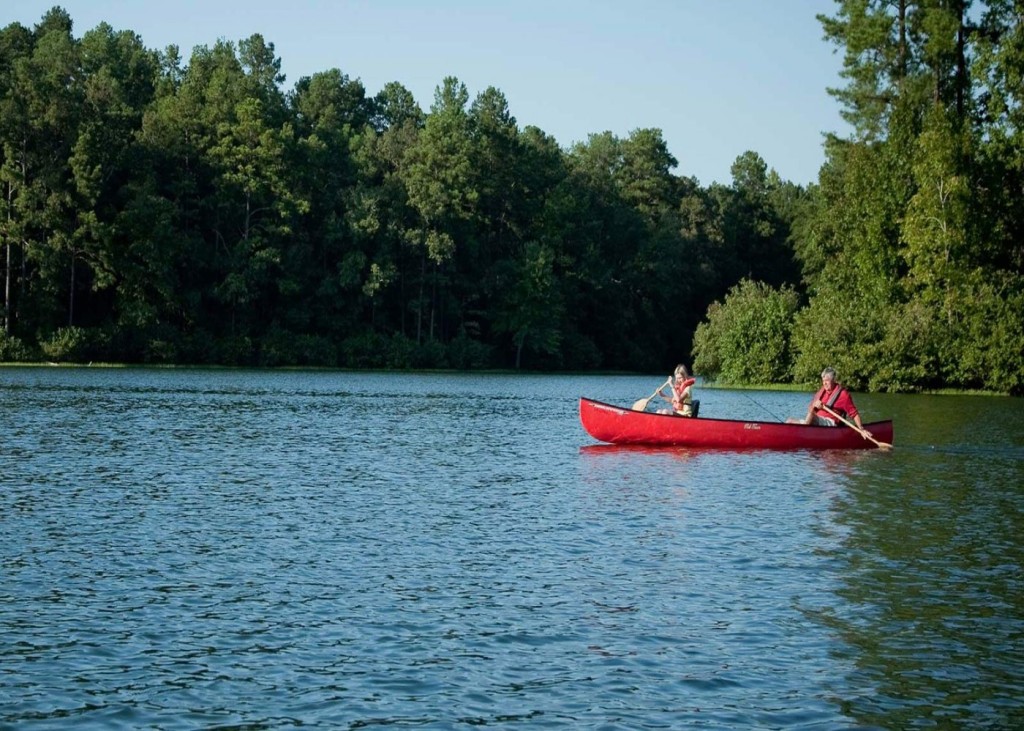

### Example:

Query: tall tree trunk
xmin=897 ymin=0 xmax=908 ymax=86
xmin=400 ymin=270 xmax=407 ymax=337
xmin=244 ymin=190 xmax=251 ymax=241
xmin=416 ymin=246 xmax=425 ymax=344
xmin=955 ymin=0 xmax=967 ymax=121
xmin=68 ymin=251 xmax=76 ymax=327
xmin=3 ymin=238 xmax=10 ymax=334
xmin=18 ymin=238 xmax=25 ymax=327
xmin=429 ymin=263 xmax=436 ymax=341
xmin=4 ymin=183 xmax=10 ymax=334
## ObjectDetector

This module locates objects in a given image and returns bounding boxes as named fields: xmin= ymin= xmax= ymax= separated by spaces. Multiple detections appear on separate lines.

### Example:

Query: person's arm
xmin=838 ymin=391 xmax=865 ymax=431
xmin=851 ymin=408 xmax=865 ymax=433
xmin=804 ymin=387 xmax=823 ymax=424
xmin=849 ymin=410 xmax=869 ymax=436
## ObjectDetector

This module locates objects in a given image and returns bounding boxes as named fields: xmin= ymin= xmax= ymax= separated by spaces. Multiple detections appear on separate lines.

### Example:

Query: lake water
xmin=2 ymin=368 xmax=1022 ymax=730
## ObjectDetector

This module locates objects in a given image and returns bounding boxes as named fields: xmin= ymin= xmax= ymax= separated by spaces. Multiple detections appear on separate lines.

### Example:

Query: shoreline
xmin=0 ymin=362 xmax=1008 ymax=396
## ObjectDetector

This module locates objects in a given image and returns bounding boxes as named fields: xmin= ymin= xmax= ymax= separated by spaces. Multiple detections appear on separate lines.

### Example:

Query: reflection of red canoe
xmin=579 ymin=397 xmax=894 ymax=450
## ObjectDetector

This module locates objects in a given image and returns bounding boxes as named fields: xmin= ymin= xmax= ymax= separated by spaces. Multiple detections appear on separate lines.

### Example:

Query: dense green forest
xmin=1 ymin=2 xmax=1022 ymax=393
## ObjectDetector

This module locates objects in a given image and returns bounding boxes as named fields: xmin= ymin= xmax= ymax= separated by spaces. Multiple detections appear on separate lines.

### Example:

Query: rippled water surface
xmin=2 ymin=368 xmax=1022 ymax=729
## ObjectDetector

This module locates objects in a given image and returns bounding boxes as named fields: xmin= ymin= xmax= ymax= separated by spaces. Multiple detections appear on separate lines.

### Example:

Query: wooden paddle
xmin=632 ymin=378 xmax=672 ymax=412
xmin=819 ymin=404 xmax=893 ymax=450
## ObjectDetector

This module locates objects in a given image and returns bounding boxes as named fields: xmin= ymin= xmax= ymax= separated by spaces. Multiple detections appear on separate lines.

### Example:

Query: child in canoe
xmin=657 ymin=364 xmax=696 ymax=417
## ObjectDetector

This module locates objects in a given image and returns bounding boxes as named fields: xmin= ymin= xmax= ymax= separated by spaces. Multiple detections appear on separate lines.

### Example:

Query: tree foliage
xmin=701 ymin=0 xmax=1024 ymax=394
xmin=0 ymin=6 xmax=1021 ymax=393
xmin=692 ymin=279 xmax=800 ymax=385
xmin=796 ymin=0 xmax=1024 ymax=393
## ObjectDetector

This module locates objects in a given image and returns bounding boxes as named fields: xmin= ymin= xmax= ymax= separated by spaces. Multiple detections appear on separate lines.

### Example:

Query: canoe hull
xmin=579 ymin=397 xmax=893 ymax=450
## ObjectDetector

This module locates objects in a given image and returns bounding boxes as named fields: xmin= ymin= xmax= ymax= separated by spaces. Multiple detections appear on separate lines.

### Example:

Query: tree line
xmin=1 ymin=3 xmax=1021 ymax=393
xmin=698 ymin=0 xmax=1024 ymax=394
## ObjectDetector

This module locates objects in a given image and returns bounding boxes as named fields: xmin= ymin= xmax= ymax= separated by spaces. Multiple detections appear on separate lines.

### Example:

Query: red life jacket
xmin=820 ymin=385 xmax=847 ymax=418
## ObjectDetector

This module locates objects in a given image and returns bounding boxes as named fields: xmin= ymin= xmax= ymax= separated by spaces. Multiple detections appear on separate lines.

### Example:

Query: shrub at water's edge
xmin=692 ymin=280 xmax=800 ymax=386
xmin=692 ymin=278 xmax=1023 ymax=396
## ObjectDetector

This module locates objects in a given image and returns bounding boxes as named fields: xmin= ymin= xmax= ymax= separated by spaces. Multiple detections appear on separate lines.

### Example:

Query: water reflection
xmin=818 ymin=395 xmax=1024 ymax=729
xmin=579 ymin=441 xmax=881 ymax=476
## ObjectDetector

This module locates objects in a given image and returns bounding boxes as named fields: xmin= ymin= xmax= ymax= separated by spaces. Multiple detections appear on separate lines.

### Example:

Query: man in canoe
xmin=657 ymin=364 xmax=697 ymax=417
xmin=787 ymin=367 xmax=870 ymax=437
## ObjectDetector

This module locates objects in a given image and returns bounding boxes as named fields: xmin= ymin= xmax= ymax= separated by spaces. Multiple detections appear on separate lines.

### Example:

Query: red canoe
xmin=579 ymin=397 xmax=894 ymax=450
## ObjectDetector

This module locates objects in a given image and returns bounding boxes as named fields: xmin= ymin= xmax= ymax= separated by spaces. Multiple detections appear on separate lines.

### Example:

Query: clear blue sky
xmin=10 ymin=1 xmax=849 ymax=187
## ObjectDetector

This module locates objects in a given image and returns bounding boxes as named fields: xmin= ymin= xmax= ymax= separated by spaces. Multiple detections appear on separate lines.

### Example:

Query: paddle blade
xmin=633 ymin=378 xmax=671 ymax=412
